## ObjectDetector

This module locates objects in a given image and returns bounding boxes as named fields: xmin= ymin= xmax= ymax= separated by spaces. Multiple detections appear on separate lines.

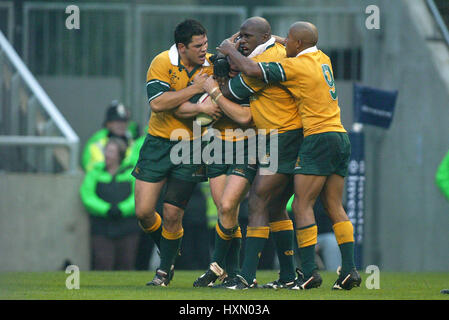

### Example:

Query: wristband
xmin=213 ymin=93 xmax=223 ymax=104
xmin=209 ymin=87 xmax=220 ymax=96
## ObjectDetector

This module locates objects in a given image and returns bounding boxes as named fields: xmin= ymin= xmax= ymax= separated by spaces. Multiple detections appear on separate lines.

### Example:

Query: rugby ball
xmin=195 ymin=93 xmax=215 ymax=127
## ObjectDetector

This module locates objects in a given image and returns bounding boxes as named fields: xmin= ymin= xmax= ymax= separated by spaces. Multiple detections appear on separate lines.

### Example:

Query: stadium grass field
xmin=1 ymin=270 xmax=448 ymax=300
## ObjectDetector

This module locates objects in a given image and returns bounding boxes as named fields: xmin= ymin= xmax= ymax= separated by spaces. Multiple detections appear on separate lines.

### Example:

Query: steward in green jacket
xmin=80 ymin=161 xmax=137 ymax=238
xmin=81 ymin=101 xmax=139 ymax=172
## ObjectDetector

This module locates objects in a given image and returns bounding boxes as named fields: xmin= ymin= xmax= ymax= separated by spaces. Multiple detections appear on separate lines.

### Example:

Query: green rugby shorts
xmin=258 ymin=129 xmax=303 ymax=175
xmin=294 ymin=131 xmax=351 ymax=177
xmin=132 ymin=134 xmax=206 ymax=183
xmin=205 ymin=137 xmax=258 ymax=183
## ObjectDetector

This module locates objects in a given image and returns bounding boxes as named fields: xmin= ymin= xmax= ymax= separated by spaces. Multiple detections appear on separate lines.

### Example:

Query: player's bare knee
xmin=219 ymin=198 xmax=238 ymax=218
xmin=292 ymin=195 xmax=310 ymax=213
xmin=162 ymin=203 xmax=183 ymax=226
xmin=135 ymin=203 xmax=155 ymax=222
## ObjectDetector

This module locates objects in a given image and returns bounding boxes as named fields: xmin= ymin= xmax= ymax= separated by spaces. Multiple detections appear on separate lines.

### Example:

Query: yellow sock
xmin=270 ymin=220 xmax=296 ymax=281
xmin=295 ymin=224 xmax=317 ymax=248
xmin=333 ymin=221 xmax=355 ymax=274
xmin=246 ymin=226 xmax=270 ymax=239
xmin=269 ymin=219 xmax=293 ymax=232
xmin=139 ymin=212 xmax=162 ymax=233
xmin=332 ymin=220 xmax=354 ymax=245
xmin=233 ymin=227 xmax=242 ymax=239
xmin=215 ymin=222 xmax=234 ymax=240
xmin=296 ymin=224 xmax=317 ymax=277
xmin=161 ymin=226 xmax=184 ymax=240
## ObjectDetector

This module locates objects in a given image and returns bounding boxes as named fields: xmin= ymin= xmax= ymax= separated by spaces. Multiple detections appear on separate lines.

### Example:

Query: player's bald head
xmin=240 ymin=16 xmax=271 ymax=37
xmin=289 ymin=21 xmax=318 ymax=47
xmin=238 ymin=16 xmax=272 ymax=56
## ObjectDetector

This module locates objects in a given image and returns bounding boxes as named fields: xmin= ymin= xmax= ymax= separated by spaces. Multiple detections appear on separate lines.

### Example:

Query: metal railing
xmin=21 ymin=2 xmax=247 ymax=131
xmin=22 ymin=2 xmax=133 ymax=108
xmin=0 ymin=30 xmax=79 ymax=174
xmin=426 ymin=0 xmax=449 ymax=48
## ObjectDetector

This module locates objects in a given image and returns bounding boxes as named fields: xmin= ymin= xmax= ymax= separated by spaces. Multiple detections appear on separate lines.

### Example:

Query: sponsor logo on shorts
xmin=295 ymin=157 xmax=301 ymax=169
xmin=232 ymin=168 xmax=246 ymax=176
xmin=193 ymin=165 xmax=205 ymax=177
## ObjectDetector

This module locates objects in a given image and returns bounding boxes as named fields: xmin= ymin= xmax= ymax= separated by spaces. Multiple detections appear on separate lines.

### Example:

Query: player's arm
xmin=149 ymin=71 xmax=208 ymax=113
xmin=173 ymin=97 xmax=222 ymax=120
xmin=150 ymin=85 xmax=202 ymax=113
xmin=217 ymin=39 xmax=263 ymax=79
xmin=218 ymin=39 xmax=290 ymax=85
xmin=204 ymin=76 xmax=252 ymax=126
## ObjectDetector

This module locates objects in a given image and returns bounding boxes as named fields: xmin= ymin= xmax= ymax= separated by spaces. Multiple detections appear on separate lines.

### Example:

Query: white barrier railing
xmin=0 ymin=30 xmax=79 ymax=173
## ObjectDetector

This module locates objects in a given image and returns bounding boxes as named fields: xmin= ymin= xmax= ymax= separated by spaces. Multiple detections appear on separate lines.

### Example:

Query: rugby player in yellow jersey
xmin=218 ymin=21 xmax=361 ymax=290
xmin=206 ymin=17 xmax=303 ymax=290
xmin=132 ymin=19 xmax=219 ymax=287
xmin=175 ymin=55 xmax=256 ymax=287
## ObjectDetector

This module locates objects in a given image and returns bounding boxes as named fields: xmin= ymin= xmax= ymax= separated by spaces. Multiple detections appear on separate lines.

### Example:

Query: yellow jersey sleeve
xmin=146 ymin=53 xmax=172 ymax=102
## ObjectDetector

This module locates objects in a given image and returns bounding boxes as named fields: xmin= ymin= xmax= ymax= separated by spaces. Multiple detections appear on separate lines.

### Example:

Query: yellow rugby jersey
xmin=146 ymin=44 xmax=213 ymax=140
xmin=211 ymin=97 xmax=256 ymax=142
xmin=228 ymin=41 xmax=301 ymax=134
xmin=258 ymin=47 xmax=346 ymax=137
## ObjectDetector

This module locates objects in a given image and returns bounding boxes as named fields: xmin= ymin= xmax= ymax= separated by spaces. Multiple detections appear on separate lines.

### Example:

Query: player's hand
xmin=192 ymin=70 xmax=209 ymax=93
xmin=199 ymin=96 xmax=222 ymax=120
xmin=230 ymin=32 xmax=241 ymax=44
xmin=273 ymin=35 xmax=286 ymax=46
xmin=230 ymin=32 xmax=243 ymax=52
xmin=203 ymin=76 xmax=219 ymax=95
xmin=217 ymin=39 xmax=237 ymax=56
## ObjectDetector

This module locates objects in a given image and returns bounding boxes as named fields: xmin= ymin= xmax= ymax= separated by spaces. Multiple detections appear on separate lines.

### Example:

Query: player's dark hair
xmin=174 ymin=19 xmax=207 ymax=48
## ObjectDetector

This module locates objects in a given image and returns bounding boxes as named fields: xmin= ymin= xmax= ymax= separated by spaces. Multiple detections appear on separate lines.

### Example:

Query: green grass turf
xmin=1 ymin=270 xmax=448 ymax=300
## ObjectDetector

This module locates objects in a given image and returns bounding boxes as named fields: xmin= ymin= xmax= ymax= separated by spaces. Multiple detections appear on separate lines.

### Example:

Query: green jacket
xmin=436 ymin=150 xmax=449 ymax=202
xmin=81 ymin=122 xmax=139 ymax=172
xmin=79 ymin=162 xmax=135 ymax=218
xmin=200 ymin=181 xmax=218 ymax=229
xmin=128 ymin=135 xmax=145 ymax=169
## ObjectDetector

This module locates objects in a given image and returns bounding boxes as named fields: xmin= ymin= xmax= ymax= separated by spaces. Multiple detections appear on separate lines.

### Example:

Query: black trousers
xmin=91 ymin=233 xmax=140 ymax=270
